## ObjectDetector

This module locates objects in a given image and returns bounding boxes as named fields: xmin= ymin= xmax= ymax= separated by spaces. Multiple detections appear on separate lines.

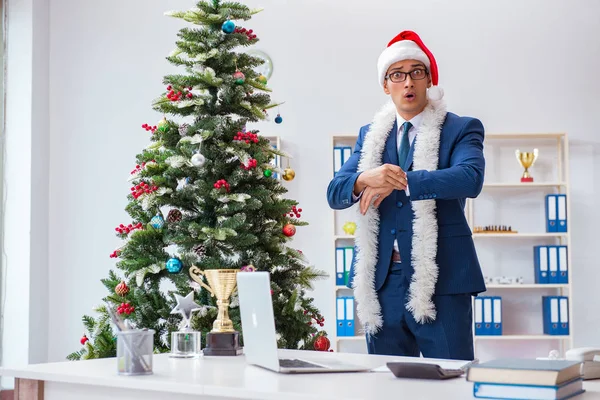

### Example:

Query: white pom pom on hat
xmin=377 ymin=30 xmax=443 ymax=100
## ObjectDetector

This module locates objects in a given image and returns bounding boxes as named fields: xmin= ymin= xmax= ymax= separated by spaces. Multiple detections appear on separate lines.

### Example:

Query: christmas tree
xmin=68 ymin=0 xmax=329 ymax=361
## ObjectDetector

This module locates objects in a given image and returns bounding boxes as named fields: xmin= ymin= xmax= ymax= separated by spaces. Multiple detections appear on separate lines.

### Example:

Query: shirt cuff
xmin=405 ymin=183 xmax=410 ymax=196
xmin=352 ymin=189 xmax=365 ymax=202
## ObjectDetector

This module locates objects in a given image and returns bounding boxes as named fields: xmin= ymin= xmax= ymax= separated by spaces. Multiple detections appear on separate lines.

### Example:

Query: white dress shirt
xmin=392 ymin=112 xmax=422 ymax=253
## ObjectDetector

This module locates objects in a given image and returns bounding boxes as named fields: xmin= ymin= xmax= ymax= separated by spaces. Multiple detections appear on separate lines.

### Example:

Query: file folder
xmin=345 ymin=297 xmax=355 ymax=336
xmin=543 ymin=296 xmax=562 ymax=335
xmin=545 ymin=194 xmax=558 ymax=232
xmin=335 ymin=248 xmax=345 ymax=286
xmin=483 ymin=297 xmax=493 ymax=335
xmin=559 ymin=297 xmax=569 ymax=335
xmin=558 ymin=246 xmax=568 ymax=284
xmin=336 ymin=297 xmax=345 ymax=336
xmin=548 ymin=246 xmax=558 ymax=284
xmin=557 ymin=194 xmax=567 ymax=232
xmin=333 ymin=147 xmax=343 ymax=176
xmin=492 ymin=297 xmax=503 ymax=335
xmin=474 ymin=298 xmax=484 ymax=335
xmin=533 ymin=246 xmax=549 ymax=284
xmin=342 ymin=147 xmax=352 ymax=165
xmin=344 ymin=247 xmax=353 ymax=286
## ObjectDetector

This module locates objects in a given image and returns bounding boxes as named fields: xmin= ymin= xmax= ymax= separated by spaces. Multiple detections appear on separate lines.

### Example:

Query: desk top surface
xmin=2 ymin=349 xmax=600 ymax=400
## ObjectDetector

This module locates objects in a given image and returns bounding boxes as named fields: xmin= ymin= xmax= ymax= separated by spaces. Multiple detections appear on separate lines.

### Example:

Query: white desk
xmin=2 ymin=349 xmax=600 ymax=400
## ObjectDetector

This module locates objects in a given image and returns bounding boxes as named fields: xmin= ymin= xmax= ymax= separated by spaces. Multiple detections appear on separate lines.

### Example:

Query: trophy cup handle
xmin=189 ymin=265 xmax=215 ymax=297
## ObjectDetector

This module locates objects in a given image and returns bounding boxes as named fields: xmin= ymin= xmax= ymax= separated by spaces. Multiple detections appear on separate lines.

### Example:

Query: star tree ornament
xmin=170 ymin=291 xmax=203 ymax=330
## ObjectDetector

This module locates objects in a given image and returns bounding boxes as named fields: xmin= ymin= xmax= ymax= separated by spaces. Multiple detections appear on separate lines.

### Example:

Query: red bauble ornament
xmin=283 ymin=224 xmax=296 ymax=237
xmin=80 ymin=334 xmax=89 ymax=345
xmin=115 ymin=281 xmax=129 ymax=296
xmin=314 ymin=335 xmax=330 ymax=351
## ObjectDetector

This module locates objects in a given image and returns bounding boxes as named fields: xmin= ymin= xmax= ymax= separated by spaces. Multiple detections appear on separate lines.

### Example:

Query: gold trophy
xmin=515 ymin=149 xmax=539 ymax=182
xmin=189 ymin=267 xmax=243 ymax=356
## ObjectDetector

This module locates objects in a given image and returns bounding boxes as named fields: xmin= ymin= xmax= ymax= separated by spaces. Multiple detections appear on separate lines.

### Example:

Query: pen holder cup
xmin=116 ymin=329 xmax=155 ymax=375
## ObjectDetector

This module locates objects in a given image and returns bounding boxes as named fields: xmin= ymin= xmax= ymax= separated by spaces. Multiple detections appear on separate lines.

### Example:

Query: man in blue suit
xmin=327 ymin=31 xmax=486 ymax=360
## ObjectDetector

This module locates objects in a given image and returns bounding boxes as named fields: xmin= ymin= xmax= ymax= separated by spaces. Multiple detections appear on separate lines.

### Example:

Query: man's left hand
xmin=359 ymin=186 xmax=394 ymax=215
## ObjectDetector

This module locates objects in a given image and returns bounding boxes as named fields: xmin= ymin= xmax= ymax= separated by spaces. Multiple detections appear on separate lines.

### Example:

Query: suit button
xmin=396 ymin=201 xmax=403 ymax=208
xmin=391 ymin=229 xmax=396 ymax=235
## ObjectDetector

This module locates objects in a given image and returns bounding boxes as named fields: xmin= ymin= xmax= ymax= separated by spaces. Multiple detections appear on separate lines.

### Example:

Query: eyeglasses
xmin=385 ymin=68 xmax=428 ymax=83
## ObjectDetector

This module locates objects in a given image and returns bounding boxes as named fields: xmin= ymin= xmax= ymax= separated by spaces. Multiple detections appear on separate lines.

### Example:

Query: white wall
xmin=38 ymin=0 xmax=600 ymax=362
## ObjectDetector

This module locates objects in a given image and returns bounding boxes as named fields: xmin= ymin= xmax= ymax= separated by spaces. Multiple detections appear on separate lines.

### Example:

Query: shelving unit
xmin=468 ymin=132 xmax=573 ymax=359
xmin=330 ymin=134 xmax=365 ymax=352
xmin=329 ymin=132 xmax=573 ymax=358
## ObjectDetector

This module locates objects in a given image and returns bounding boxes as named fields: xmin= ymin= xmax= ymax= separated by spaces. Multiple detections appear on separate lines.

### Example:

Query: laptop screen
xmin=237 ymin=272 xmax=280 ymax=371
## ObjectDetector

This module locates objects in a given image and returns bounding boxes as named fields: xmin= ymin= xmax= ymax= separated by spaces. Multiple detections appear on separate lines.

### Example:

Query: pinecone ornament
xmin=178 ymin=123 xmax=189 ymax=136
xmin=167 ymin=209 xmax=182 ymax=223
xmin=193 ymin=244 xmax=206 ymax=258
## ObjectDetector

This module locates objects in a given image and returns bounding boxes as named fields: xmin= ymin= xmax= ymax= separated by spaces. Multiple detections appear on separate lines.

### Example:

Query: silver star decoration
xmin=170 ymin=291 xmax=202 ymax=330
xmin=176 ymin=177 xmax=188 ymax=191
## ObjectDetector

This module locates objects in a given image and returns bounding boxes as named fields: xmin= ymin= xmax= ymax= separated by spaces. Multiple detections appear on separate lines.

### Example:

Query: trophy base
xmin=203 ymin=331 xmax=243 ymax=356
xmin=521 ymin=177 xmax=534 ymax=182
xmin=169 ymin=330 xmax=202 ymax=359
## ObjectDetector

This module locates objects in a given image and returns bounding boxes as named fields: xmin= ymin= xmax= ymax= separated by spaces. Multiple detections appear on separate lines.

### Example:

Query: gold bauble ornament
xmin=283 ymin=167 xmax=296 ymax=181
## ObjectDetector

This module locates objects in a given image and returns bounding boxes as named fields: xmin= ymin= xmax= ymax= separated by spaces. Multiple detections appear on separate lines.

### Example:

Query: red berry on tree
xmin=80 ymin=335 xmax=89 ymax=345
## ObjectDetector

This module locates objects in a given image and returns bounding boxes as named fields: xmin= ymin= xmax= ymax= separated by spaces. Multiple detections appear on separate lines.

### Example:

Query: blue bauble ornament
xmin=166 ymin=258 xmax=183 ymax=273
xmin=222 ymin=20 xmax=235 ymax=34
xmin=275 ymin=114 xmax=283 ymax=124
xmin=150 ymin=214 xmax=165 ymax=229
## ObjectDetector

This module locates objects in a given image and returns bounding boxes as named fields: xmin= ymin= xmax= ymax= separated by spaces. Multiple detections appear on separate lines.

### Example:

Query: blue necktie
xmin=398 ymin=121 xmax=412 ymax=168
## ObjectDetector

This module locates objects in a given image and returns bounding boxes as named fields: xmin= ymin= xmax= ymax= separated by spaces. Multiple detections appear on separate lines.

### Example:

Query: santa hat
xmin=377 ymin=30 xmax=443 ymax=101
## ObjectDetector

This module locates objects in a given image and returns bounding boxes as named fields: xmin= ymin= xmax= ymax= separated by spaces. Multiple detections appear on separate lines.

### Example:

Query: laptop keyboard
xmin=279 ymin=359 xmax=325 ymax=369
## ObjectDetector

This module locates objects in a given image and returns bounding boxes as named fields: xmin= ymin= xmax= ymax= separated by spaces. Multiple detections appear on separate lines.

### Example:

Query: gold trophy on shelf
xmin=188 ymin=267 xmax=243 ymax=356
xmin=515 ymin=148 xmax=539 ymax=182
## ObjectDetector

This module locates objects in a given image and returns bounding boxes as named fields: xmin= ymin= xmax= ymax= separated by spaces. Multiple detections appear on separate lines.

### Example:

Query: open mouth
xmin=404 ymin=93 xmax=416 ymax=101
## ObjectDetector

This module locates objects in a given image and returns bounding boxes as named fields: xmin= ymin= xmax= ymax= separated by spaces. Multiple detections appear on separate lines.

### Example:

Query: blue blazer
xmin=327 ymin=112 xmax=487 ymax=295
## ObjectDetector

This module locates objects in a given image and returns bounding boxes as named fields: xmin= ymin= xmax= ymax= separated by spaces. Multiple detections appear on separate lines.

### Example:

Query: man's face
xmin=383 ymin=59 xmax=431 ymax=118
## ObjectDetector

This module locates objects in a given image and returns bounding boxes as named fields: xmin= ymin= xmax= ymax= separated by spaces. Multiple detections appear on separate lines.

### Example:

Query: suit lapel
xmin=384 ymin=120 xmax=399 ymax=165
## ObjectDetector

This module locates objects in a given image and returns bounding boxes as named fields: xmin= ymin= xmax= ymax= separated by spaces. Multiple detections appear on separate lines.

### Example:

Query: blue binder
xmin=344 ymin=296 xmax=355 ymax=336
xmin=474 ymin=297 xmax=484 ymax=335
xmin=543 ymin=296 xmax=569 ymax=335
xmin=558 ymin=245 xmax=568 ymax=284
xmin=557 ymin=194 xmax=567 ymax=232
xmin=335 ymin=247 xmax=345 ymax=286
xmin=533 ymin=246 xmax=549 ymax=284
xmin=548 ymin=246 xmax=558 ymax=284
xmin=545 ymin=194 xmax=558 ymax=232
xmin=342 ymin=146 xmax=352 ymax=165
xmin=491 ymin=297 xmax=503 ymax=335
xmin=336 ymin=297 xmax=345 ymax=336
xmin=333 ymin=147 xmax=343 ymax=176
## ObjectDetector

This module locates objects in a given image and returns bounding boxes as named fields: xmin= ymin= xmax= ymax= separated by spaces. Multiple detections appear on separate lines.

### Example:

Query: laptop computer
xmin=237 ymin=271 xmax=369 ymax=374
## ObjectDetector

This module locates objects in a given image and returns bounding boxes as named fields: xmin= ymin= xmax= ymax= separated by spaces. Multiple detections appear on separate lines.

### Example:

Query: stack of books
xmin=466 ymin=359 xmax=585 ymax=399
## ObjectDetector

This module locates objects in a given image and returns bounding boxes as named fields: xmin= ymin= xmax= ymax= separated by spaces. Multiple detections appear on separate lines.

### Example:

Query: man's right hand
xmin=353 ymin=164 xmax=407 ymax=195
